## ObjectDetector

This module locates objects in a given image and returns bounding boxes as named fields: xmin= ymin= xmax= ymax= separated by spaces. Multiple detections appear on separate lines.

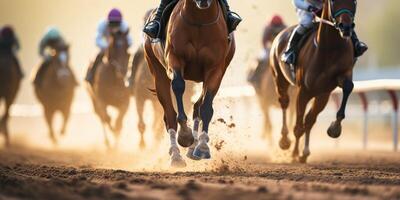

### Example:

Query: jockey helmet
xmin=45 ymin=27 xmax=62 ymax=40
xmin=270 ymin=15 xmax=284 ymax=26
xmin=108 ymin=8 xmax=123 ymax=23
xmin=0 ymin=25 xmax=16 ymax=40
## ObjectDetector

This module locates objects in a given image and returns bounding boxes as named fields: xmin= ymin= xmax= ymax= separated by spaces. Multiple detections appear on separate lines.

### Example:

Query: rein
xmin=179 ymin=5 xmax=221 ymax=27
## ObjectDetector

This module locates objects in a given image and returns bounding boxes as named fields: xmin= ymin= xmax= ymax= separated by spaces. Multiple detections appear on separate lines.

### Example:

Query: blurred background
xmin=0 ymin=0 xmax=399 ymax=159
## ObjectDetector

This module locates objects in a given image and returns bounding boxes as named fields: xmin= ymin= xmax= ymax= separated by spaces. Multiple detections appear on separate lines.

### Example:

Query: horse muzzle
xmin=337 ymin=22 xmax=354 ymax=39
xmin=194 ymin=0 xmax=212 ymax=9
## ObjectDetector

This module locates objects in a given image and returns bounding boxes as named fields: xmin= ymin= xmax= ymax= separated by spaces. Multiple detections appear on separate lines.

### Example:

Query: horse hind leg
xmin=172 ymin=70 xmax=194 ymax=148
xmin=292 ymin=88 xmax=311 ymax=162
xmin=44 ymin=108 xmax=57 ymax=145
xmin=328 ymin=78 xmax=354 ymax=138
xmin=60 ymin=106 xmax=71 ymax=136
xmin=1 ymin=99 xmax=11 ymax=147
xmin=136 ymin=97 xmax=146 ymax=150
xmin=275 ymin=76 xmax=291 ymax=150
xmin=299 ymin=93 xmax=330 ymax=163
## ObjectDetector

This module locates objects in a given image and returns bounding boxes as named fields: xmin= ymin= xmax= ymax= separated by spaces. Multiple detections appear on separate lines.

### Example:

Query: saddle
xmin=283 ymin=23 xmax=319 ymax=85
xmin=293 ymin=23 xmax=319 ymax=64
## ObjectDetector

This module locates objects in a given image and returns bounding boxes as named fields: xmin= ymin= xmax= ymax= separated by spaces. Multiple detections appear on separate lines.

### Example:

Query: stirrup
xmin=143 ymin=21 xmax=161 ymax=39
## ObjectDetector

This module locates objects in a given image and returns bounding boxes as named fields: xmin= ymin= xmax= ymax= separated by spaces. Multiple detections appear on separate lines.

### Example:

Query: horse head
xmin=192 ymin=0 xmax=213 ymax=9
xmin=106 ymin=29 xmax=129 ymax=80
xmin=51 ymin=43 xmax=72 ymax=86
xmin=328 ymin=0 xmax=357 ymax=38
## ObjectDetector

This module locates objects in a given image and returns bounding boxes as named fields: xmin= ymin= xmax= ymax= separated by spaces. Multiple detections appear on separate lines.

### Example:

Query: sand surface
xmin=0 ymin=146 xmax=399 ymax=200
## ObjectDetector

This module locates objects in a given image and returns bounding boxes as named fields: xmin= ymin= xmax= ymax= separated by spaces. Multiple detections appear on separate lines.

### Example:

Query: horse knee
xmin=279 ymin=96 xmax=290 ymax=109
xmin=304 ymin=114 xmax=317 ymax=131
xmin=294 ymin=125 xmax=304 ymax=138
xmin=171 ymin=71 xmax=185 ymax=95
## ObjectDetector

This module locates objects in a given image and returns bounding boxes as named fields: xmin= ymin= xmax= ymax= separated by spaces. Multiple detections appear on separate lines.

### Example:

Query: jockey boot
xmin=220 ymin=0 xmax=242 ymax=33
xmin=34 ymin=57 xmax=51 ymax=87
xmin=351 ymin=31 xmax=368 ymax=58
xmin=281 ymin=26 xmax=304 ymax=65
xmin=143 ymin=0 xmax=171 ymax=39
xmin=85 ymin=52 xmax=104 ymax=85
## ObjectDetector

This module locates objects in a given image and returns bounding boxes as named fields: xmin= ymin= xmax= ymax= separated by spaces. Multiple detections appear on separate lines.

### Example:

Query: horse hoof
xmin=178 ymin=126 xmax=194 ymax=148
xmin=171 ymin=154 xmax=187 ymax=168
xmin=279 ymin=137 xmax=291 ymax=150
xmin=186 ymin=140 xmax=201 ymax=160
xmin=193 ymin=142 xmax=211 ymax=160
xmin=327 ymin=121 xmax=342 ymax=138
xmin=299 ymin=156 xmax=308 ymax=164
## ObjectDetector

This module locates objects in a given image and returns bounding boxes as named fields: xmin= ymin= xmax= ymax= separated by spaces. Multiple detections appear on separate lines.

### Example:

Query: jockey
xmin=0 ymin=25 xmax=24 ymax=78
xmin=262 ymin=15 xmax=286 ymax=50
xmin=143 ymin=0 xmax=242 ymax=39
xmin=281 ymin=0 xmax=368 ymax=65
xmin=34 ymin=26 xmax=67 ymax=86
xmin=248 ymin=15 xmax=287 ymax=88
xmin=85 ymin=8 xmax=132 ymax=85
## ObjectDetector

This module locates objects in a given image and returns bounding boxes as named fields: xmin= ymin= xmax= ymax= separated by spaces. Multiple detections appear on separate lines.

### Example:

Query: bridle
xmin=315 ymin=0 xmax=356 ymax=30
xmin=180 ymin=1 xmax=221 ymax=27
xmin=329 ymin=0 xmax=356 ymax=28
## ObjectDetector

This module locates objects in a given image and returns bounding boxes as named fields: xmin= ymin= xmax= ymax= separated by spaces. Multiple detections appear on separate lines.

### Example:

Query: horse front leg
xmin=292 ymin=88 xmax=311 ymax=161
xmin=1 ymin=100 xmax=11 ymax=147
xmin=328 ymin=78 xmax=354 ymax=138
xmin=172 ymin=70 xmax=194 ymax=148
xmin=153 ymin=66 xmax=185 ymax=168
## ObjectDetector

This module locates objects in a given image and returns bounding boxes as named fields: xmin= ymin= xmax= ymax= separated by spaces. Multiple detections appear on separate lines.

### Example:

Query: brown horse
xmin=87 ymin=30 xmax=130 ymax=148
xmin=271 ymin=0 xmax=357 ymax=163
xmin=0 ymin=48 xmax=22 ymax=146
xmin=248 ymin=54 xmax=296 ymax=145
xmin=131 ymin=46 xmax=196 ymax=149
xmin=34 ymin=44 xmax=78 ymax=144
xmin=144 ymin=0 xmax=235 ymax=167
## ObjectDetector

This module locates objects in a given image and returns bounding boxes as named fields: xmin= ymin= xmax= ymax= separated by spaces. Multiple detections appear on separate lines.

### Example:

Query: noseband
xmin=179 ymin=4 xmax=221 ymax=27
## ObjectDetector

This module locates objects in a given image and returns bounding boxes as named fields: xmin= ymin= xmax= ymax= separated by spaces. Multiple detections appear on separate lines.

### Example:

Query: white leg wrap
xmin=168 ymin=129 xmax=178 ymax=147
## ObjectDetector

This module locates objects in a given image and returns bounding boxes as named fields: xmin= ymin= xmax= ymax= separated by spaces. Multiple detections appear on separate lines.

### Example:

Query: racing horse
xmin=270 ymin=0 xmax=357 ymax=163
xmin=87 ymin=30 xmax=130 ymax=148
xmin=144 ymin=0 xmax=235 ymax=167
xmin=34 ymin=43 xmax=78 ymax=145
xmin=0 ymin=46 xmax=23 ymax=146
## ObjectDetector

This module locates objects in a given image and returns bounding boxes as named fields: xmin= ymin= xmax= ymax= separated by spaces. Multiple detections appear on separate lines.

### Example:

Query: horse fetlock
xmin=186 ymin=139 xmax=201 ymax=160
xmin=193 ymin=140 xmax=211 ymax=160
xmin=327 ymin=121 xmax=342 ymax=138
xmin=170 ymin=153 xmax=187 ymax=168
xmin=169 ymin=145 xmax=180 ymax=156
xmin=138 ymin=122 xmax=146 ymax=134
xmin=279 ymin=136 xmax=291 ymax=150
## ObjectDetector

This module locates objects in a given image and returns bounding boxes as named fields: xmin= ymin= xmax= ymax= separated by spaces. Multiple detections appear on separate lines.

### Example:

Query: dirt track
xmin=0 ymin=146 xmax=399 ymax=200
